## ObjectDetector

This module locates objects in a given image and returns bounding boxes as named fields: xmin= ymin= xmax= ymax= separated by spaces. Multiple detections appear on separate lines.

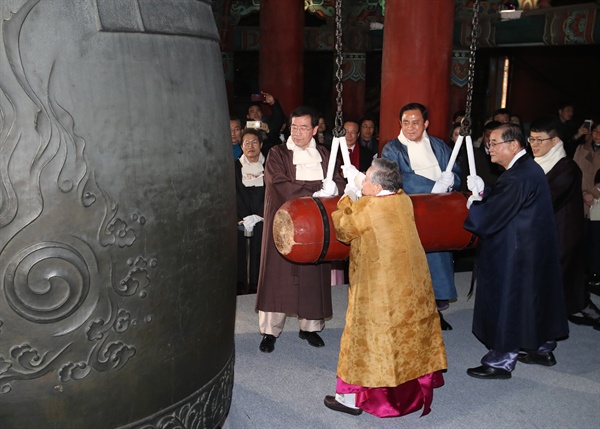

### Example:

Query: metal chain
xmin=461 ymin=0 xmax=480 ymax=136
xmin=333 ymin=0 xmax=345 ymax=138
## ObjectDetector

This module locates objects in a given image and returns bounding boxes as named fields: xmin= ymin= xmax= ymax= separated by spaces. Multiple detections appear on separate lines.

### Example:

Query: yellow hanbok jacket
xmin=332 ymin=192 xmax=447 ymax=387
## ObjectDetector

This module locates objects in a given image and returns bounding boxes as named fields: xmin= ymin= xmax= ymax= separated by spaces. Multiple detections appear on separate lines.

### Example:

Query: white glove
xmin=354 ymin=172 xmax=366 ymax=189
xmin=341 ymin=164 xmax=360 ymax=182
xmin=431 ymin=171 xmax=454 ymax=194
xmin=242 ymin=214 xmax=263 ymax=233
xmin=466 ymin=194 xmax=482 ymax=209
xmin=313 ymin=178 xmax=339 ymax=198
xmin=343 ymin=183 xmax=361 ymax=201
xmin=467 ymin=175 xmax=485 ymax=198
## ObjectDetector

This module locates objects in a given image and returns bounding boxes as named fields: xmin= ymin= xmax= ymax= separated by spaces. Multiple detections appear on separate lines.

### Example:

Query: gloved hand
xmin=313 ymin=178 xmax=339 ymax=198
xmin=466 ymin=194 xmax=482 ymax=209
xmin=431 ymin=171 xmax=454 ymax=194
xmin=467 ymin=175 xmax=485 ymax=198
xmin=354 ymin=172 xmax=366 ymax=189
xmin=341 ymin=164 xmax=360 ymax=182
xmin=343 ymin=183 xmax=361 ymax=201
xmin=242 ymin=214 xmax=263 ymax=233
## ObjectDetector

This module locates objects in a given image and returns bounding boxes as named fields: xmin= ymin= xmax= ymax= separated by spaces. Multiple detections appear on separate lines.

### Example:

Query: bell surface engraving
xmin=0 ymin=0 xmax=235 ymax=427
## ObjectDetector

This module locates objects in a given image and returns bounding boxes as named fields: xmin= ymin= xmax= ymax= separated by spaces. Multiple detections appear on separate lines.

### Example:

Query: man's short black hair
xmin=399 ymin=103 xmax=428 ymax=122
xmin=247 ymin=102 xmax=262 ymax=115
xmin=529 ymin=116 xmax=561 ymax=137
xmin=492 ymin=108 xmax=511 ymax=118
xmin=557 ymin=101 xmax=574 ymax=111
xmin=290 ymin=106 xmax=319 ymax=127
xmin=359 ymin=116 xmax=377 ymax=130
xmin=241 ymin=127 xmax=265 ymax=143
xmin=483 ymin=120 xmax=502 ymax=132
xmin=453 ymin=110 xmax=466 ymax=122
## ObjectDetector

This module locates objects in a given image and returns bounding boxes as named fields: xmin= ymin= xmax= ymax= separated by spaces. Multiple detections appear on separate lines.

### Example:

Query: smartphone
xmin=251 ymin=93 xmax=265 ymax=102
xmin=246 ymin=120 xmax=262 ymax=129
xmin=584 ymin=119 xmax=593 ymax=132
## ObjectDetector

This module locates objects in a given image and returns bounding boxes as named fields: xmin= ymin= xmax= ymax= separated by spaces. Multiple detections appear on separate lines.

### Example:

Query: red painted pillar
xmin=379 ymin=0 xmax=455 ymax=150
xmin=259 ymin=0 xmax=304 ymax=116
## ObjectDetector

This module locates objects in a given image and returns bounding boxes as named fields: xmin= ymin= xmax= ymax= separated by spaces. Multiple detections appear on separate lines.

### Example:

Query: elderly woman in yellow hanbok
xmin=325 ymin=158 xmax=447 ymax=418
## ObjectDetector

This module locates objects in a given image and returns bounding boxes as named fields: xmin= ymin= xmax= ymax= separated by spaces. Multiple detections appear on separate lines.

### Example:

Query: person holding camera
xmin=246 ymin=91 xmax=285 ymax=156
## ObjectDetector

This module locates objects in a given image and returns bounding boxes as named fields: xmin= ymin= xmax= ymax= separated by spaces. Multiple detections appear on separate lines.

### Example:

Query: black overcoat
xmin=464 ymin=155 xmax=569 ymax=352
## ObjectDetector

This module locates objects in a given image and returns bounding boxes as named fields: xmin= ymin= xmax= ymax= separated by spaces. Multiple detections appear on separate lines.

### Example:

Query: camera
xmin=251 ymin=93 xmax=265 ymax=102
xmin=584 ymin=119 xmax=593 ymax=132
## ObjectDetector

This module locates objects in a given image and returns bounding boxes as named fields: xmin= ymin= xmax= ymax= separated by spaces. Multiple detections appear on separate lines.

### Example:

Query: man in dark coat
xmin=464 ymin=123 xmax=569 ymax=380
xmin=235 ymin=128 xmax=266 ymax=295
xmin=256 ymin=106 xmax=345 ymax=353
xmin=529 ymin=116 xmax=600 ymax=327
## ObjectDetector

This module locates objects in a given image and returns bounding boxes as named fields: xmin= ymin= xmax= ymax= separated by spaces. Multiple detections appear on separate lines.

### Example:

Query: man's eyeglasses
xmin=527 ymin=136 xmax=554 ymax=144
xmin=290 ymin=124 xmax=313 ymax=133
xmin=489 ymin=140 xmax=513 ymax=148
xmin=242 ymin=139 xmax=260 ymax=146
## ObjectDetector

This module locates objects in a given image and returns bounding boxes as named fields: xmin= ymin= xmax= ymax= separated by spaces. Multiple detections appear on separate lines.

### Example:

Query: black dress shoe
xmin=323 ymin=395 xmax=362 ymax=416
xmin=438 ymin=311 xmax=453 ymax=331
xmin=568 ymin=313 xmax=598 ymax=326
xmin=517 ymin=351 xmax=556 ymax=366
xmin=259 ymin=334 xmax=276 ymax=353
xmin=466 ymin=365 xmax=511 ymax=380
xmin=299 ymin=330 xmax=325 ymax=347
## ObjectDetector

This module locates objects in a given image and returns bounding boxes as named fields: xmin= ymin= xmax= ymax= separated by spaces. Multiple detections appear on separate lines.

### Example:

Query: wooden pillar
xmin=341 ymin=53 xmax=366 ymax=122
xmin=259 ymin=0 xmax=304 ymax=116
xmin=379 ymin=0 xmax=455 ymax=149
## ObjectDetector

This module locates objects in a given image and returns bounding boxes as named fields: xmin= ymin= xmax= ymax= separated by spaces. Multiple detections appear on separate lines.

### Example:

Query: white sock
xmin=335 ymin=393 xmax=359 ymax=409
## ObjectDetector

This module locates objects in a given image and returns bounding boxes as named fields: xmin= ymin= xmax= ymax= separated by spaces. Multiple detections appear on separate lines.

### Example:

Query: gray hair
xmin=370 ymin=158 xmax=402 ymax=192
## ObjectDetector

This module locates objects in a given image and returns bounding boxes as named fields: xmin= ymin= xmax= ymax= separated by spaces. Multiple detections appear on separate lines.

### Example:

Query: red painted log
xmin=274 ymin=193 xmax=476 ymax=263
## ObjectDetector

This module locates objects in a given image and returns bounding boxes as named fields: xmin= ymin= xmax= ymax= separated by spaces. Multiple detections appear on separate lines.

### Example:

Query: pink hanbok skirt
xmin=336 ymin=371 xmax=444 ymax=418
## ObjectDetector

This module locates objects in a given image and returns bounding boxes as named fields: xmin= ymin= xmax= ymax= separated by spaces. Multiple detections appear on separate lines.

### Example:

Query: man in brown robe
xmin=256 ymin=106 xmax=345 ymax=353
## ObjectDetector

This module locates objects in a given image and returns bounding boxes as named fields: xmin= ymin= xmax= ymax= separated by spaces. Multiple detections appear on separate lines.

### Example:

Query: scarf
xmin=534 ymin=140 xmax=566 ymax=174
xmin=239 ymin=153 xmax=265 ymax=187
xmin=286 ymin=136 xmax=324 ymax=181
xmin=398 ymin=130 xmax=442 ymax=181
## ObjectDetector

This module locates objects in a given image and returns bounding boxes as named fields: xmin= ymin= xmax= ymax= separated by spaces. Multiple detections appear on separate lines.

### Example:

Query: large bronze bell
xmin=0 ymin=1 xmax=235 ymax=427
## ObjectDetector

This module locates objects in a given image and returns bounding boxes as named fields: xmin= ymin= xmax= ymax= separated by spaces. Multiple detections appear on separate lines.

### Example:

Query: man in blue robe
xmin=382 ymin=103 xmax=460 ymax=317
xmin=464 ymin=123 xmax=569 ymax=379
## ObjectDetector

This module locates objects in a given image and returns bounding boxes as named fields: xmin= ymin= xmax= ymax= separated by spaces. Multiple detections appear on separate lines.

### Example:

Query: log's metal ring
xmin=312 ymin=197 xmax=330 ymax=264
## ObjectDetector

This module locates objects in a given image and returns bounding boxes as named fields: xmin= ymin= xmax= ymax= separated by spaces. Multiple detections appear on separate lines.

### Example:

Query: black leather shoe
xmin=517 ymin=351 xmax=556 ymax=366
xmin=466 ymin=365 xmax=511 ymax=379
xmin=438 ymin=311 xmax=453 ymax=331
xmin=568 ymin=313 xmax=598 ymax=326
xmin=259 ymin=334 xmax=276 ymax=353
xmin=299 ymin=330 xmax=325 ymax=347
xmin=436 ymin=300 xmax=449 ymax=311
xmin=324 ymin=395 xmax=362 ymax=416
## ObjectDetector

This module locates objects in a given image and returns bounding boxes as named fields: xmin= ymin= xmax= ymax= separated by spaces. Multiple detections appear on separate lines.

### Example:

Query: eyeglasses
xmin=527 ymin=136 xmax=554 ymax=144
xmin=489 ymin=140 xmax=513 ymax=148
xmin=290 ymin=124 xmax=313 ymax=133
xmin=242 ymin=139 xmax=260 ymax=146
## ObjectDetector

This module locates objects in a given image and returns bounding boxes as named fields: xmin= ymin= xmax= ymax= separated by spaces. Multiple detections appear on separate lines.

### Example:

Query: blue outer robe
xmin=382 ymin=136 xmax=461 ymax=300
xmin=464 ymin=155 xmax=569 ymax=352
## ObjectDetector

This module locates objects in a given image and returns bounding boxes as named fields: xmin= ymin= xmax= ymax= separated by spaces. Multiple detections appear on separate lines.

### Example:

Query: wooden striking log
xmin=274 ymin=193 xmax=476 ymax=263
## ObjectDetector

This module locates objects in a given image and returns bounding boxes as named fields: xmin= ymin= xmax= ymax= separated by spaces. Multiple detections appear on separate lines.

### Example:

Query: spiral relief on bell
xmin=4 ymin=242 xmax=90 ymax=324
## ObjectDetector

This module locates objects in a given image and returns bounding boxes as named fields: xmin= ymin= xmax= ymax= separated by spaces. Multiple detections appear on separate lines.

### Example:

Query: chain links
xmin=333 ymin=0 xmax=345 ymax=138
xmin=461 ymin=0 xmax=480 ymax=136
